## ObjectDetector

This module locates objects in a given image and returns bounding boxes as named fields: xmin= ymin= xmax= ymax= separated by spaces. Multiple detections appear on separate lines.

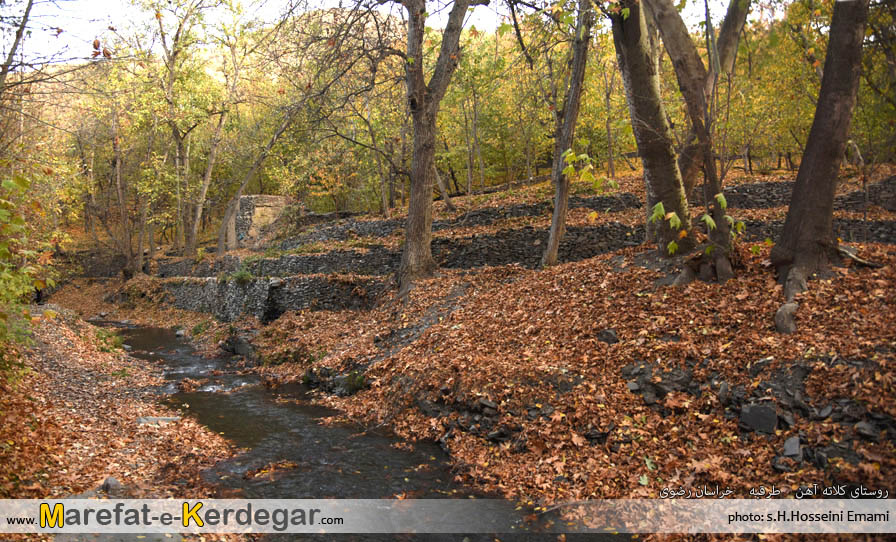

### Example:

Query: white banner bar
xmin=0 ymin=499 xmax=893 ymax=534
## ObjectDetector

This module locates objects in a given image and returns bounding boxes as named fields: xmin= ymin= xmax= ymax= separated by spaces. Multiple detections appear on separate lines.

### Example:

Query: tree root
xmin=837 ymin=245 xmax=884 ymax=268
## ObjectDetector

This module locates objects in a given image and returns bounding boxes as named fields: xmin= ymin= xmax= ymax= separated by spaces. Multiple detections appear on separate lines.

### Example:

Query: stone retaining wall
xmin=161 ymin=275 xmax=381 ymax=322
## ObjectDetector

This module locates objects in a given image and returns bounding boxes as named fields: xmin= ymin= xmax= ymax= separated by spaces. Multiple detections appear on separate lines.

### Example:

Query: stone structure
xmin=161 ymin=275 xmax=381 ymax=322
xmin=234 ymin=195 xmax=292 ymax=245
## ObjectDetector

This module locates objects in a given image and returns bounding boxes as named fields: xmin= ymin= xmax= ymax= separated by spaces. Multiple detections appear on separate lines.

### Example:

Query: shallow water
xmin=114 ymin=325 xmax=622 ymax=541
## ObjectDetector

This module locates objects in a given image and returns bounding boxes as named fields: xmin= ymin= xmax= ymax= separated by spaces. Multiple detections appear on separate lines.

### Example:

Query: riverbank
xmin=0 ymin=307 xmax=232 ymax=501
xmin=45 ymin=170 xmax=896 ymax=516
xmin=50 ymin=241 xmax=896 ymax=507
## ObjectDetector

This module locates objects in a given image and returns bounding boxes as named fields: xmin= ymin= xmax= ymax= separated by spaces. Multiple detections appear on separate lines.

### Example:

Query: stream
xmin=112 ymin=325 xmax=620 ymax=541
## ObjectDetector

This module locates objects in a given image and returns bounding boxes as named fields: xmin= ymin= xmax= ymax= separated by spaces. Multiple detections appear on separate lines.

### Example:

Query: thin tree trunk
xmin=603 ymin=67 xmax=617 ymax=179
xmin=0 ymin=0 xmax=33 ymax=95
xmin=675 ymin=0 xmax=751 ymax=195
xmin=188 ymin=111 xmax=225 ymax=256
xmin=542 ymin=0 xmax=594 ymax=267
xmin=136 ymin=197 xmax=147 ymax=273
xmin=462 ymin=102 xmax=474 ymax=194
xmin=646 ymin=0 xmax=734 ymax=277
xmin=472 ymin=89 xmax=485 ymax=190
xmin=112 ymin=114 xmax=134 ymax=278
xmin=217 ymin=107 xmax=298 ymax=256
xmin=433 ymin=163 xmax=457 ymax=211
xmin=771 ymin=0 xmax=870 ymax=300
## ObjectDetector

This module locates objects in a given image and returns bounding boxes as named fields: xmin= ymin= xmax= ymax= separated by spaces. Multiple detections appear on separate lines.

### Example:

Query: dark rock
xmin=175 ymin=329 xmax=186 ymax=337
xmin=330 ymin=370 xmax=367 ymax=397
xmin=598 ymin=328 xmax=619 ymax=344
xmin=854 ymin=421 xmax=880 ymax=441
xmin=221 ymin=335 xmax=254 ymax=358
xmin=718 ymin=381 xmax=730 ymax=405
xmin=584 ymin=423 xmax=614 ymax=444
xmin=477 ymin=398 xmax=498 ymax=411
xmin=627 ymin=381 xmax=641 ymax=392
xmin=100 ymin=476 xmax=122 ymax=492
xmin=772 ymin=456 xmax=792 ymax=473
xmin=779 ymin=411 xmax=796 ymax=429
xmin=749 ymin=357 xmax=773 ymax=377
xmin=783 ymin=436 xmax=801 ymax=458
xmin=807 ymin=447 xmax=828 ymax=469
xmin=740 ymin=404 xmax=778 ymax=433
xmin=672 ymin=266 xmax=696 ymax=287
xmin=486 ymin=425 xmax=515 ymax=443
xmin=815 ymin=404 xmax=833 ymax=420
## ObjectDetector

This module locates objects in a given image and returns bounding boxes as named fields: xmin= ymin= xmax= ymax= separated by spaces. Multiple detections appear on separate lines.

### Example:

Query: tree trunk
xmin=433 ymin=163 xmax=457 ymax=211
xmin=674 ymin=0 xmax=751 ymax=195
xmin=603 ymin=68 xmax=617 ymax=179
xmin=463 ymin=102 xmax=474 ymax=194
xmin=136 ymin=197 xmax=147 ymax=274
xmin=542 ymin=0 xmax=594 ymax=267
xmin=645 ymin=0 xmax=734 ymax=276
xmin=217 ymin=107 xmax=297 ymax=256
xmin=397 ymin=0 xmax=476 ymax=289
xmin=112 ymin=115 xmax=135 ymax=278
xmin=187 ymin=111 xmax=225 ymax=256
xmin=611 ymin=0 xmax=693 ymax=253
xmin=771 ymin=0 xmax=869 ymax=300
xmin=148 ymin=222 xmax=155 ymax=263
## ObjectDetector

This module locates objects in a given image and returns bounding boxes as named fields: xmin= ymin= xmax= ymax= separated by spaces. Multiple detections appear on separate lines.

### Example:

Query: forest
xmin=0 ymin=0 xmax=894 ymax=538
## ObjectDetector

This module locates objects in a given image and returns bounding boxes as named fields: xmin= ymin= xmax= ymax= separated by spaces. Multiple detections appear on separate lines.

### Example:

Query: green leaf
xmin=650 ymin=202 xmax=665 ymax=223
xmin=580 ymin=169 xmax=594 ymax=184
xmin=701 ymin=214 xmax=717 ymax=230
xmin=668 ymin=212 xmax=682 ymax=230
xmin=645 ymin=456 xmax=656 ymax=471
xmin=639 ymin=474 xmax=649 ymax=486
xmin=667 ymin=240 xmax=679 ymax=255
xmin=714 ymin=192 xmax=727 ymax=211
xmin=621 ymin=7 xmax=631 ymax=19
xmin=562 ymin=165 xmax=576 ymax=177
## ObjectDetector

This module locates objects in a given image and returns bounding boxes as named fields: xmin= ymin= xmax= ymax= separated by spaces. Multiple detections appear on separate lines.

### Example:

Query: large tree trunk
xmin=771 ymin=0 xmax=869 ymax=302
xmin=611 ymin=0 xmax=693 ymax=253
xmin=541 ymin=0 xmax=594 ymax=267
xmin=397 ymin=0 xmax=478 ymax=289
xmin=645 ymin=0 xmax=734 ymax=279
xmin=400 ymin=108 xmax=438 ymax=286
